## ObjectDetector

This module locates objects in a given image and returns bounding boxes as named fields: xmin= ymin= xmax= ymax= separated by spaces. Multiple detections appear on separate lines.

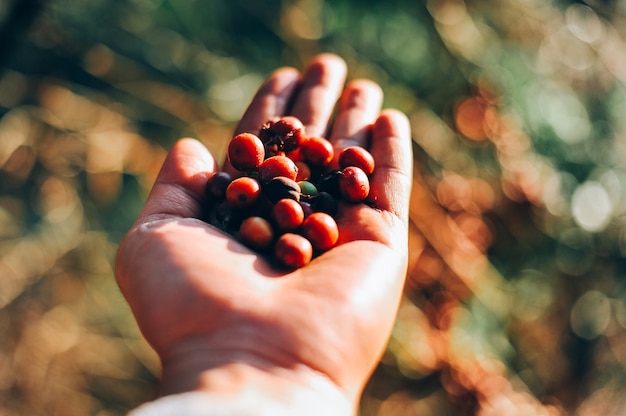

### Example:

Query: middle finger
xmin=328 ymin=79 xmax=383 ymax=169
xmin=289 ymin=54 xmax=348 ymax=138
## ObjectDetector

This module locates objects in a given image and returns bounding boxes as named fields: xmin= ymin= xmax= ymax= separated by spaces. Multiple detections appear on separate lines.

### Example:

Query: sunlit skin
xmin=115 ymin=54 xmax=413 ymax=414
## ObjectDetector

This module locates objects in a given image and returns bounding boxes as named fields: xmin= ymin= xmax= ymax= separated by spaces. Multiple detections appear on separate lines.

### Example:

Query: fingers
xmin=289 ymin=54 xmax=347 ymax=138
xmin=328 ymin=79 xmax=383 ymax=169
xmin=367 ymin=109 xmax=413 ymax=223
xmin=135 ymin=138 xmax=218 ymax=224
xmin=224 ymin=67 xmax=301 ymax=175
xmin=222 ymin=53 xmax=413 ymax=226
xmin=234 ymin=67 xmax=301 ymax=136
xmin=225 ymin=54 xmax=346 ymax=174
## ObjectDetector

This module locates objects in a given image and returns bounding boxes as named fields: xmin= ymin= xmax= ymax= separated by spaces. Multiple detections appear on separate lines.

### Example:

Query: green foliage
xmin=2 ymin=0 xmax=626 ymax=414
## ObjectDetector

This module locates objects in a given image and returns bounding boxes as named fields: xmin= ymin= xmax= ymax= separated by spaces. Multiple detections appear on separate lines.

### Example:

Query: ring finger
xmin=328 ymin=79 xmax=383 ymax=170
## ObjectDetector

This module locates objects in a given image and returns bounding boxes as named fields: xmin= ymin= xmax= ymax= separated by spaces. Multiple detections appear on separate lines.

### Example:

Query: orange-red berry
xmin=338 ymin=146 xmax=375 ymax=175
xmin=338 ymin=166 xmax=370 ymax=203
xmin=205 ymin=115 xmax=380 ymax=269
xmin=226 ymin=176 xmax=261 ymax=208
xmin=239 ymin=216 xmax=274 ymax=250
xmin=258 ymin=155 xmax=299 ymax=183
xmin=271 ymin=198 xmax=305 ymax=232
xmin=301 ymin=136 xmax=334 ymax=167
xmin=275 ymin=233 xmax=313 ymax=269
xmin=301 ymin=212 xmax=339 ymax=252
xmin=228 ymin=133 xmax=265 ymax=171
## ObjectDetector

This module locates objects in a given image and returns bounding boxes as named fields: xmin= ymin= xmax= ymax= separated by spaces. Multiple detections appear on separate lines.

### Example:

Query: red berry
xmin=270 ymin=116 xmax=304 ymax=136
xmin=258 ymin=117 xmax=280 ymax=139
xmin=226 ymin=176 xmax=261 ymax=208
xmin=258 ymin=155 xmax=299 ymax=183
xmin=203 ymin=117 xmax=382 ymax=269
xmin=228 ymin=133 xmax=265 ymax=171
xmin=259 ymin=116 xmax=306 ymax=156
xmin=271 ymin=198 xmax=305 ymax=232
xmin=301 ymin=136 xmax=334 ymax=167
xmin=338 ymin=166 xmax=370 ymax=203
xmin=301 ymin=212 xmax=339 ymax=252
xmin=338 ymin=146 xmax=375 ymax=175
xmin=287 ymin=146 xmax=304 ymax=163
xmin=239 ymin=216 xmax=274 ymax=250
xmin=275 ymin=233 xmax=313 ymax=269
xmin=272 ymin=116 xmax=306 ymax=152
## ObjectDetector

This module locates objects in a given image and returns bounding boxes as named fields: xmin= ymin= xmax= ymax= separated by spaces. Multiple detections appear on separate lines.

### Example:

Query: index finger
xmin=233 ymin=67 xmax=301 ymax=137
xmin=223 ymin=67 xmax=301 ymax=175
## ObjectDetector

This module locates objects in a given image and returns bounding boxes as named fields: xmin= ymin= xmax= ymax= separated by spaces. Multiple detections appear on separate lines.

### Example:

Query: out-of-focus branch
xmin=0 ymin=0 xmax=47 ymax=68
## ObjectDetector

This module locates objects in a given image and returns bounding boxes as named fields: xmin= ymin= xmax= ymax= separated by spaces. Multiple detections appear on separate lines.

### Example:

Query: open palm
xmin=115 ymin=54 xmax=413 ymax=409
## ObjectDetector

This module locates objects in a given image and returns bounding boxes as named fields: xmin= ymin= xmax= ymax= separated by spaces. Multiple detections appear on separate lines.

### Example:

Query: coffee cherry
xmin=228 ymin=133 xmax=265 ymax=171
xmin=301 ymin=136 xmax=334 ymax=167
xmin=270 ymin=116 xmax=304 ymax=137
xmin=214 ymin=200 xmax=233 ymax=226
xmin=263 ymin=176 xmax=301 ymax=203
xmin=258 ymin=155 xmax=299 ymax=183
xmin=338 ymin=166 xmax=370 ymax=203
xmin=310 ymin=192 xmax=339 ymax=217
xmin=275 ymin=233 xmax=313 ymax=269
xmin=271 ymin=198 xmax=304 ymax=232
xmin=226 ymin=176 xmax=261 ymax=208
xmin=299 ymin=200 xmax=314 ymax=218
xmin=301 ymin=212 xmax=339 ymax=252
xmin=287 ymin=147 xmax=304 ymax=163
xmin=239 ymin=216 xmax=274 ymax=250
xmin=204 ymin=116 xmax=381 ymax=269
xmin=316 ymin=170 xmax=341 ymax=197
xmin=258 ymin=117 xmax=279 ymax=140
xmin=206 ymin=171 xmax=233 ymax=201
xmin=214 ymin=200 xmax=245 ymax=230
xmin=298 ymin=180 xmax=318 ymax=197
xmin=338 ymin=146 xmax=375 ymax=175
xmin=259 ymin=116 xmax=305 ymax=154
xmin=271 ymin=116 xmax=306 ymax=152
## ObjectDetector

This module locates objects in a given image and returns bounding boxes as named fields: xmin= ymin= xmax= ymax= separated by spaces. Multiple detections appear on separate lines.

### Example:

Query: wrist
xmin=146 ymin=344 xmax=355 ymax=416
xmin=130 ymin=390 xmax=348 ymax=416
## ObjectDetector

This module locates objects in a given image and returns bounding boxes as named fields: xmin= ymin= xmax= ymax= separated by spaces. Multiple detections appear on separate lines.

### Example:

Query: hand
xmin=115 ymin=54 xmax=413 ymax=414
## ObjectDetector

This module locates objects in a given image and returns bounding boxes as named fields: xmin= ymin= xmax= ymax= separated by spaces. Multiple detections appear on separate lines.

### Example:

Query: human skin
xmin=115 ymin=53 xmax=413 ymax=415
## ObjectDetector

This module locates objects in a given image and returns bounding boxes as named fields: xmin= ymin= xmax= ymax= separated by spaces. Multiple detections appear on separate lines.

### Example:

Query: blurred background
xmin=1 ymin=0 xmax=626 ymax=414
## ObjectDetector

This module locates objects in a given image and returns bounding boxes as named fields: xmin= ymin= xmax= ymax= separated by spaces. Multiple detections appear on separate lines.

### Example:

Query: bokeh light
xmin=2 ymin=0 xmax=626 ymax=415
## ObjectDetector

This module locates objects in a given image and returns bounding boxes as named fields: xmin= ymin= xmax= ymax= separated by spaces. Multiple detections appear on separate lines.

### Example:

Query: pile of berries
xmin=205 ymin=116 xmax=375 ymax=269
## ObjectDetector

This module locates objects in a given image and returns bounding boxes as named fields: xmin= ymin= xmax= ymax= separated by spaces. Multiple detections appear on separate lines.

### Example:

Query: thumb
xmin=136 ymin=138 xmax=218 ymax=224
